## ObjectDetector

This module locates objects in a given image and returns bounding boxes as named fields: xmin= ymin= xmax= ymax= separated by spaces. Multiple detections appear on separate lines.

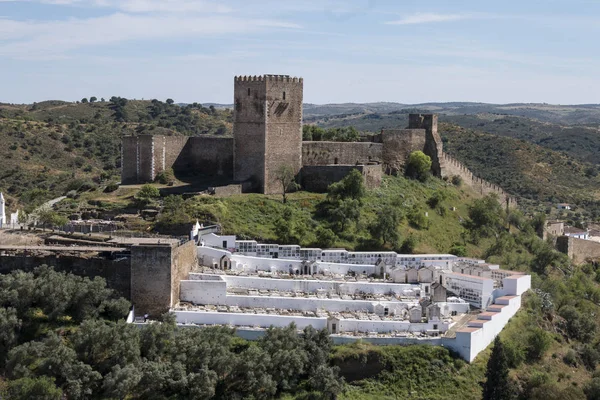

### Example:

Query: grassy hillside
xmin=0 ymin=99 xmax=232 ymax=210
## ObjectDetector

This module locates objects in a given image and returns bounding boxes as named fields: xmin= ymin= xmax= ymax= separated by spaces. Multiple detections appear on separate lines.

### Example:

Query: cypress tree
xmin=482 ymin=336 xmax=515 ymax=400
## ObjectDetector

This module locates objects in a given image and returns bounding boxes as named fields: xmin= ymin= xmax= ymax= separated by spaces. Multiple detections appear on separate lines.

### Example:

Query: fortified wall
xmin=122 ymin=136 xmax=233 ymax=184
xmin=440 ymin=153 xmax=517 ymax=208
xmin=0 ymin=238 xmax=198 ymax=318
xmin=557 ymin=236 xmax=600 ymax=265
xmin=121 ymin=75 xmax=515 ymax=206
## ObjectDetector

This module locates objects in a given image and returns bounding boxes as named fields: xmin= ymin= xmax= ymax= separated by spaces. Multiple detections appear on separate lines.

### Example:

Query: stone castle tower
xmin=233 ymin=75 xmax=303 ymax=194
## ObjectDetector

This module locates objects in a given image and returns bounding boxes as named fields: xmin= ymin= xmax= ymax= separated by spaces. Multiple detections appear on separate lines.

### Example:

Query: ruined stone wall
xmin=170 ymin=240 xmax=197 ymax=309
xmin=138 ymin=135 xmax=155 ymax=182
xmin=302 ymin=142 xmax=383 ymax=166
xmin=557 ymin=236 xmax=600 ymax=265
xmin=441 ymin=153 xmax=517 ymax=208
xmin=162 ymin=136 xmax=188 ymax=174
xmin=408 ymin=114 xmax=443 ymax=177
xmin=381 ymin=129 xmax=426 ymax=174
xmin=130 ymin=244 xmax=174 ymax=317
xmin=301 ymin=165 xmax=383 ymax=192
xmin=0 ymin=255 xmax=131 ymax=299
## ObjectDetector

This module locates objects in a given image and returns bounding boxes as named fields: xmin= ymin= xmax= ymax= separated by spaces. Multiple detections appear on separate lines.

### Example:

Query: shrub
xmin=563 ymin=349 xmax=578 ymax=367
xmin=449 ymin=243 xmax=467 ymax=257
xmin=451 ymin=175 xmax=462 ymax=186
xmin=405 ymin=151 xmax=432 ymax=182
xmin=104 ymin=182 xmax=119 ymax=193
xmin=155 ymin=169 xmax=175 ymax=185
xmin=525 ymin=328 xmax=552 ymax=361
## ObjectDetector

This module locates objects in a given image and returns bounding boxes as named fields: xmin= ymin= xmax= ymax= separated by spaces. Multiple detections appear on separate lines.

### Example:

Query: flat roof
xmin=495 ymin=296 xmax=518 ymax=300
xmin=446 ymin=272 xmax=490 ymax=281
xmin=457 ymin=327 xmax=481 ymax=333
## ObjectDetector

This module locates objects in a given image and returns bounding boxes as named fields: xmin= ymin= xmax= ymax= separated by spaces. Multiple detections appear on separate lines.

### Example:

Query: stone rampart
xmin=441 ymin=153 xmax=517 ymax=208
xmin=302 ymin=142 xmax=382 ymax=166
xmin=301 ymin=164 xmax=382 ymax=192
xmin=557 ymin=236 xmax=600 ymax=265
xmin=0 ymin=254 xmax=131 ymax=299
xmin=381 ymin=129 xmax=426 ymax=174
xmin=130 ymin=241 xmax=197 ymax=317
xmin=121 ymin=135 xmax=233 ymax=183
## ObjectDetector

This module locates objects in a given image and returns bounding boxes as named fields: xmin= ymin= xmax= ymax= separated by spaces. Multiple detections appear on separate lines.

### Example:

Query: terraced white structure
xmin=168 ymin=224 xmax=531 ymax=362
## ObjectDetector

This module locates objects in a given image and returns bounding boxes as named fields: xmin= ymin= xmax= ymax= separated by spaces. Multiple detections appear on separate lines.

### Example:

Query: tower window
xmin=247 ymin=88 xmax=251 ymax=96
xmin=283 ymin=91 xmax=286 ymax=100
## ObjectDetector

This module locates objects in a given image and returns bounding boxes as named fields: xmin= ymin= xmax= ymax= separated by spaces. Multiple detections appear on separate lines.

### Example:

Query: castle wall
xmin=233 ymin=76 xmax=268 ymax=190
xmin=441 ymin=153 xmax=516 ymax=208
xmin=408 ymin=114 xmax=443 ymax=177
xmin=381 ymin=129 xmax=426 ymax=174
xmin=0 ymin=254 xmax=131 ymax=299
xmin=121 ymin=136 xmax=139 ymax=184
xmin=557 ymin=236 xmax=600 ymax=265
xmin=170 ymin=240 xmax=197 ymax=310
xmin=138 ymin=135 xmax=155 ymax=182
xmin=172 ymin=137 xmax=233 ymax=178
xmin=130 ymin=244 xmax=173 ymax=317
xmin=264 ymin=77 xmax=304 ymax=194
xmin=301 ymin=165 xmax=382 ymax=192
xmin=302 ymin=142 xmax=383 ymax=166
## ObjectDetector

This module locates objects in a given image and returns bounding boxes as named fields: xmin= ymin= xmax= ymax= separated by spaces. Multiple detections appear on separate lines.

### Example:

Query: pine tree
xmin=482 ymin=336 xmax=515 ymax=400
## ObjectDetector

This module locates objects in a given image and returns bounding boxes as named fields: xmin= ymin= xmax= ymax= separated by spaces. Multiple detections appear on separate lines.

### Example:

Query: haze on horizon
xmin=1 ymin=0 xmax=599 ymax=105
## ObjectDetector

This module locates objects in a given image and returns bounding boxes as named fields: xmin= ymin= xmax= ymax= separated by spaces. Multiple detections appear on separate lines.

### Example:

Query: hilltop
xmin=0 ymin=99 xmax=232 ymax=210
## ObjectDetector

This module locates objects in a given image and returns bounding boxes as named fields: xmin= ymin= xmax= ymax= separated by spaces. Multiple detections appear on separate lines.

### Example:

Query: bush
xmin=155 ymin=169 xmax=174 ymax=185
xmin=104 ymin=182 xmax=119 ymax=193
xmin=449 ymin=243 xmax=467 ymax=257
xmin=525 ymin=328 xmax=552 ymax=361
xmin=399 ymin=235 xmax=418 ymax=254
xmin=408 ymin=205 xmax=428 ymax=230
xmin=451 ymin=175 xmax=463 ymax=186
xmin=405 ymin=151 xmax=432 ymax=182
xmin=563 ymin=349 xmax=578 ymax=367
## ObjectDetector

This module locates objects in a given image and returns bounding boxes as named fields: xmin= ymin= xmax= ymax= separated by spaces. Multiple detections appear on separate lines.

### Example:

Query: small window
xmin=433 ymin=324 xmax=438 ymax=330
xmin=222 ymin=240 xmax=227 ymax=248
xmin=248 ymin=88 xmax=251 ymax=96
xmin=331 ymin=323 xmax=337 ymax=333
xmin=283 ymin=91 xmax=286 ymax=100
xmin=384 ymin=308 xmax=389 ymax=316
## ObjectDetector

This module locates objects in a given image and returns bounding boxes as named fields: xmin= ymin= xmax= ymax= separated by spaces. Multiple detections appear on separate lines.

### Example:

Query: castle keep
xmin=121 ymin=75 xmax=514 ymax=205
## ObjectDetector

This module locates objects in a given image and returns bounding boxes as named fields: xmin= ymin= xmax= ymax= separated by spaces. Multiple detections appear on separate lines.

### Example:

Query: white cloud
xmin=0 ymin=12 xmax=300 ymax=59
xmin=385 ymin=12 xmax=477 ymax=25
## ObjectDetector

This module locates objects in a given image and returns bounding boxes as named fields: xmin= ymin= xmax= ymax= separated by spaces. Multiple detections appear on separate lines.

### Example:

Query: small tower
xmin=0 ymin=192 xmax=6 ymax=227
xmin=233 ymin=74 xmax=303 ymax=194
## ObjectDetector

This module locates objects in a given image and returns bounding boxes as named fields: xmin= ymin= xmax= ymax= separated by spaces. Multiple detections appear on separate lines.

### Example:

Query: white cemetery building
xmin=159 ymin=223 xmax=531 ymax=362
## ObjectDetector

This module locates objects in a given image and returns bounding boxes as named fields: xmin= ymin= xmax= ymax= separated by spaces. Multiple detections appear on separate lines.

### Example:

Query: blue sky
xmin=1 ymin=0 xmax=599 ymax=104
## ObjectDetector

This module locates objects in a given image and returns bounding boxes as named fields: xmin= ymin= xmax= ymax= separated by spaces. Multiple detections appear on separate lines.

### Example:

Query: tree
xmin=525 ymin=328 xmax=552 ymax=361
xmin=274 ymin=165 xmax=299 ymax=204
xmin=166 ymin=98 xmax=175 ymax=105
xmin=89 ymin=96 xmax=97 ymax=103
xmin=584 ymin=377 xmax=600 ymax=400
xmin=81 ymin=98 xmax=88 ymax=103
xmin=315 ymin=226 xmax=337 ymax=248
xmin=467 ymin=194 xmax=505 ymax=240
xmin=405 ymin=151 xmax=432 ymax=182
xmin=327 ymin=169 xmax=366 ymax=202
xmin=370 ymin=206 xmax=400 ymax=245
xmin=329 ymin=199 xmax=361 ymax=231
xmin=135 ymin=184 xmax=160 ymax=208
xmin=5 ymin=376 xmax=63 ymax=400
xmin=482 ymin=337 xmax=516 ymax=400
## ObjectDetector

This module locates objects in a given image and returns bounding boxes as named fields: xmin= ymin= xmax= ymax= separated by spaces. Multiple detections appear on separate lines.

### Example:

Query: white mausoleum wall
xmin=175 ymin=311 xmax=328 ymax=330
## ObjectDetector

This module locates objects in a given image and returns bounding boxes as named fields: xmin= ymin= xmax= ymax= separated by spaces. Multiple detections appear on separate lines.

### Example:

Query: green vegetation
xmin=0 ymin=267 xmax=343 ymax=399
xmin=0 ymin=99 xmax=232 ymax=209
xmin=405 ymin=151 xmax=432 ymax=182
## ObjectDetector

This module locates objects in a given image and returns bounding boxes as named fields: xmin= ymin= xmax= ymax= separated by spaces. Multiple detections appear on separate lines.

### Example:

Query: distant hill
xmin=0 ymin=99 xmax=232 ymax=209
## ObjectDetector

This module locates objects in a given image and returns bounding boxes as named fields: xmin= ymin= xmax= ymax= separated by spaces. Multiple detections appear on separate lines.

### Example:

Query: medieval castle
xmin=121 ymin=74 xmax=514 ymax=205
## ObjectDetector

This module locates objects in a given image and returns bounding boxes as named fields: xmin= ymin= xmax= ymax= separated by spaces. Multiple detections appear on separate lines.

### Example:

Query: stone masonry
xmin=121 ymin=75 xmax=515 ymax=205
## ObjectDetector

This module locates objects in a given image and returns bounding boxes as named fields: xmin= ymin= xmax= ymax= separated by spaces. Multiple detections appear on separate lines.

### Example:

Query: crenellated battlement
xmin=441 ymin=152 xmax=517 ymax=208
xmin=234 ymin=75 xmax=303 ymax=83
